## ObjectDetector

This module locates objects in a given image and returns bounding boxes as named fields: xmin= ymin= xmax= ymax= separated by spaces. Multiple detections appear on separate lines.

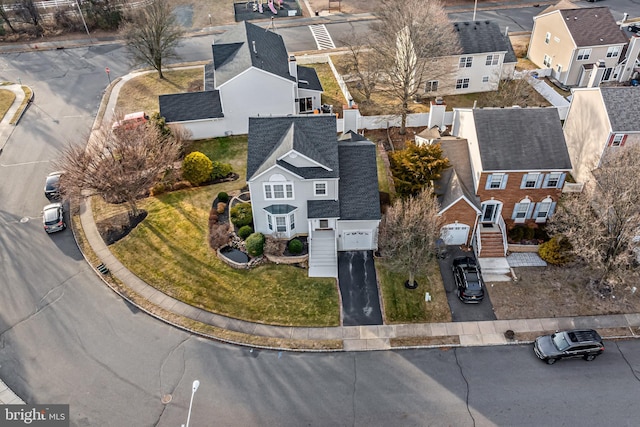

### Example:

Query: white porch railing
xmin=497 ymin=216 xmax=508 ymax=257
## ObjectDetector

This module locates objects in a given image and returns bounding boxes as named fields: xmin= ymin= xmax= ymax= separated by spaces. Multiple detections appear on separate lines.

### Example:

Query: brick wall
xmin=440 ymin=200 xmax=479 ymax=245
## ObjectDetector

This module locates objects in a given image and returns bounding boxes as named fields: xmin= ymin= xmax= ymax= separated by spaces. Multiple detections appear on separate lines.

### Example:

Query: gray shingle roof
xmin=436 ymin=138 xmax=480 ymax=210
xmin=600 ymin=87 xmax=640 ymax=132
xmin=159 ymin=91 xmax=223 ymax=122
xmin=297 ymin=65 xmax=323 ymax=91
xmin=453 ymin=21 xmax=517 ymax=63
xmin=212 ymin=21 xmax=295 ymax=87
xmin=473 ymin=108 xmax=572 ymax=171
xmin=338 ymin=140 xmax=381 ymax=221
xmin=558 ymin=7 xmax=627 ymax=47
xmin=308 ymin=200 xmax=340 ymax=218
xmin=247 ymin=115 xmax=339 ymax=181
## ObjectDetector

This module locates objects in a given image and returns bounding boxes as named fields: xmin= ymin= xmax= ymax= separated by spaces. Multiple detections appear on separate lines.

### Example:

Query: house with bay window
xmin=246 ymin=115 xmax=381 ymax=278
xmin=439 ymin=107 xmax=572 ymax=258
xmin=563 ymin=86 xmax=640 ymax=184
xmin=527 ymin=3 xmax=628 ymax=87
xmin=159 ymin=21 xmax=323 ymax=139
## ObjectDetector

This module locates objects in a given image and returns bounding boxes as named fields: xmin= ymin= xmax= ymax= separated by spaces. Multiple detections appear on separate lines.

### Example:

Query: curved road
xmin=1 ymin=33 xmax=640 ymax=426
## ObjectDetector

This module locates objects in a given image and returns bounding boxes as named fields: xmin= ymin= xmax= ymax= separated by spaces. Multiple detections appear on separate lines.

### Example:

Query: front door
xmin=481 ymin=202 xmax=501 ymax=223
xmin=603 ymin=67 xmax=612 ymax=81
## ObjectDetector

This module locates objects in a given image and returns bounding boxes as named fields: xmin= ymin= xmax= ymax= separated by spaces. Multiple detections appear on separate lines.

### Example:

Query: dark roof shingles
xmin=297 ymin=65 xmax=323 ymax=91
xmin=159 ymin=91 xmax=223 ymax=122
xmin=601 ymin=87 xmax=640 ymax=132
xmin=338 ymin=141 xmax=381 ymax=221
xmin=453 ymin=21 xmax=517 ymax=63
xmin=559 ymin=7 xmax=628 ymax=47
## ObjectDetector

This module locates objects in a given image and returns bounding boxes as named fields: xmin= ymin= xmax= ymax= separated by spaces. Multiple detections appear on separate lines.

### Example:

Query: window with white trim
xmin=314 ymin=181 xmax=327 ymax=196
xmin=543 ymin=54 xmax=552 ymax=67
xmin=264 ymin=183 xmax=294 ymax=200
xmin=577 ymin=48 xmax=591 ymax=61
xmin=606 ymin=46 xmax=621 ymax=58
xmin=545 ymin=32 xmax=551 ymax=44
xmin=459 ymin=56 xmax=473 ymax=68
xmin=275 ymin=216 xmax=287 ymax=232
xmin=543 ymin=172 xmax=564 ymax=188
xmin=485 ymin=54 xmax=499 ymax=66
xmin=456 ymin=78 xmax=470 ymax=89
xmin=486 ymin=173 xmax=508 ymax=189
xmin=556 ymin=64 xmax=562 ymax=74
xmin=426 ymin=80 xmax=439 ymax=92
xmin=534 ymin=197 xmax=555 ymax=223
xmin=611 ymin=134 xmax=625 ymax=147
xmin=521 ymin=173 xmax=541 ymax=189
xmin=289 ymin=213 xmax=295 ymax=230
xmin=513 ymin=198 xmax=532 ymax=223
xmin=266 ymin=212 xmax=296 ymax=233
xmin=319 ymin=219 xmax=329 ymax=228
xmin=482 ymin=76 xmax=489 ymax=83
xmin=298 ymin=97 xmax=313 ymax=113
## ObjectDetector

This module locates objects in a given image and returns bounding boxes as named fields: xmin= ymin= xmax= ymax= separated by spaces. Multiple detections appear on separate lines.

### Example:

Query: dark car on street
xmin=43 ymin=202 xmax=66 ymax=234
xmin=534 ymin=329 xmax=604 ymax=365
xmin=44 ymin=171 xmax=64 ymax=200
xmin=627 ymin=23 xmax=640 ymax=34
xmin=452 ymin=256 xmax=485 ymax=303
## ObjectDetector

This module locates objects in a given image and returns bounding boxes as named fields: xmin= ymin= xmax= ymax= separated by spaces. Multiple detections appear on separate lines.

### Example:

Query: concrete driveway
xmin=337 ymin=251 xmax=383 ymax=326
xmin=438 ymin=246 xmax=497 ymax=322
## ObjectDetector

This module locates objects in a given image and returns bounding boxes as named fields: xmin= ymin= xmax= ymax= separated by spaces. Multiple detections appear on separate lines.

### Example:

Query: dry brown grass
xmin=487 ymin=265 xmax=640 ymax=320
xmin=509 ymin=34 xmax=530 ymax=59
xmin=307 ymin=0 xmax=483 ymax=14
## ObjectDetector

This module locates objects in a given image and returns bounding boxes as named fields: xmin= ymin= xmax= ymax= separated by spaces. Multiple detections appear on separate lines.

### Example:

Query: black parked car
xmin=534 ymin=329 xmax=604 ymax=365
xmin=44 ymin=171 xmax=64 ymax=200
xmin=627 ymin=23 xmax=640 ymax=34
xmin=452 ymin=256 xmax=485 ymax=303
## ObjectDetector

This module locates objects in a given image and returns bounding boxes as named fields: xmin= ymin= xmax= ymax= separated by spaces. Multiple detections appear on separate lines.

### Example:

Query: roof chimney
xmin=587 ymin=60 xmax=606 ymax=88
xmin=288 ymin=55 xmax=297 ymax=80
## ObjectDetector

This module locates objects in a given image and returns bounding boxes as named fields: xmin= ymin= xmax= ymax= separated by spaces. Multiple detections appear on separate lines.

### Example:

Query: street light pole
xmin=473 ymin=0 xmax=477 ymax=21
xmin=182 ymin=380 xmax=200 ymax=427
xmin=76 ymin=1 xmax=91 ymax=41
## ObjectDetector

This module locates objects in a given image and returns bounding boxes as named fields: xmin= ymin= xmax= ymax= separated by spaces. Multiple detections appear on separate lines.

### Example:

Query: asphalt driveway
xmin=337 ymin=251 xmax=383 ymax=326
xmin=438 ymin=246 xmax=497 ymax=322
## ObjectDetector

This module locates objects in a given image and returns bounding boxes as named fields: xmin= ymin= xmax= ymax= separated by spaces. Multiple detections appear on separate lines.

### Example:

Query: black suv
xmin=534 ymin=329 xmax=604 ymax=365
xmin=452 ymin=256 xmax=484 ymax=303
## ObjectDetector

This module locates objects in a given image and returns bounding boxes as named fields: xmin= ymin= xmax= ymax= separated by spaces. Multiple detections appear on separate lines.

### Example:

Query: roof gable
xmin=247 ymin=116 xmax=339 ymax=181
xmin=338 ymin=140 xmax=381 ymax=221
xmin=212 ymin=21 xmax=295 ymax=87
xmin=558 ymin=7 xmax=628 ymax=47
xmin=472 ymin=108 xmax=572 ymax=171
xmin=453 ymin=20 xmax=517 ymax=63
xmin=600 ymin=87 xmax=640 ymax=132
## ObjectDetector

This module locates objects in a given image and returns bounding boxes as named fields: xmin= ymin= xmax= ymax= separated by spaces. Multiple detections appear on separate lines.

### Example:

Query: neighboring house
xmin=434 ymin=107 xmax=573 ymax=258
xmin=159 ymin=21 xmax=323 ymax=139
xmin=246 ymin=115 xmax=381 ymax=278
xmin=527 ymin=3 xmax=629 ymax=87
xmin=563 ymin=86 xmax=640 ymax=184
xmin=424 ymin=20 xmax=517 ymax=96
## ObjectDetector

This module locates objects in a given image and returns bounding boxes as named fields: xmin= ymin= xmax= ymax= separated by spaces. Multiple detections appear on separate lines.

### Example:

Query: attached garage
xmin=341 ymin=230 xmax=373 ymax=251
xmin=441 ymin=223 xmax=470 ymax=245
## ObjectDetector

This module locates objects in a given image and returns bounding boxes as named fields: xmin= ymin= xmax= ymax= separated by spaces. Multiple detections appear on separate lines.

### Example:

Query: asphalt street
xmin=1 ymin=9 xmax=640 ymax=425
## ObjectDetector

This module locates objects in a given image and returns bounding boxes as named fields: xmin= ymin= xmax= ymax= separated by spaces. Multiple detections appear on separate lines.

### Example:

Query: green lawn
xmin=377 ymin=259 xmax=451 ymax=324
xmin=303 ymin=62 xmax=346 ymax=115
xmin=186 ymin=135 xmax=249 ymax=182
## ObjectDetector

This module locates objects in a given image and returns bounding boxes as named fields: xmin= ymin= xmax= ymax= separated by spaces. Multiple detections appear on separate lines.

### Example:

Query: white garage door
xmin=342 ymin=230 xmax=372 ymax=251
xmin=441 ymin=224 xmax=470 ymax=245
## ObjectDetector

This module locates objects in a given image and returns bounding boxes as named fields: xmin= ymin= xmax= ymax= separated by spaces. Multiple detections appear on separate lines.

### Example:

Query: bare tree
xmin=370 ymin=0 xmax=460 ymax=134
xmin=378 ymin=188 xmax=444 ymax=287
xmin=122 ymin=0 xmax=184 ymax=79
xmin=481 ymin=72 xmax=540 ymax=108
xmin=0 ymin=0 xmax=17 ymax=33
xmin=548 ymin=146 xmax=640 ymax=286
xmin=55 ymin=122 xmax=183 ymax=223
xmin=337 ymin=31 xmax=381 ymax=103
xmin=14 ymin=0 xmax=41 ymax=35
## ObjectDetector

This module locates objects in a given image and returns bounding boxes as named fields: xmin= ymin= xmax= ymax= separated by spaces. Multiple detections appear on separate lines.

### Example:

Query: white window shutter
xmin=500 ymin=174 xmax=509 ymax=189
xmin=485 ymin=175 xmax=492 ymax=190
xmin=549 ymin=202 xmax=557 ymax=217
xmin=512 ymin=203 xmax=521 ymax=219
xmin=520 ymin=175 xmax=528 ymax=189
xmin=543 ymin=174 xmax=550 ymax=187
xmin=526 ymin=203 xmax=535 ymax=219
xmin=557 ymin=174 xmax=566 ymax=188
xmin=532 ymin=203 xmax=541 ymax=218
xmin=536 ymin=174 xmax=544 ymax=188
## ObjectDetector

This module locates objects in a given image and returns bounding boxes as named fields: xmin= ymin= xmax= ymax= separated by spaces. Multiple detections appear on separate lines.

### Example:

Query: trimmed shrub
xmin=534 ymin=226 xmax=550 ymax=242
xmin=217 ymin=191 xmax=229 ymax=203
xmin=288 ymin=239 xmax=303 ymax=254
xmin=523 ymin=226 xmax=535 ymax=240
xmin=538 ymin=235 xmax=574 ymax=265
xmin=509 ymin=225 xmax=525 ymax=242
xmin=182 ymin=151 xmax=213 ymax=185
xmin=171 ymin=180 xmax=192 ymax=191
xmin=238 ymin=225 xmax=253 ymax=240
xmin=246 ymin=233 xmax=265 ymax=257
xmin=150 ymin=182 xmax=167 ymax=196
xmin=210 ymin=161 xmax=233 ymax=180
xmin=230 ymin=203 xmax=253 ymax=228
xmin=217 ymin=202 xmax=227 ymax=214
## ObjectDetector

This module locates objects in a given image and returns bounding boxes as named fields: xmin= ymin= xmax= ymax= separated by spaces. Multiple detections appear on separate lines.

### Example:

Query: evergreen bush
xmin=238 ymin=225 xmax=253 ymax=240
xmin=230 ymin=203 xmax=253 ymax=227
xmin=288 ymin=239 xmax=303 ymax=254
xmin=538 ymin=235 xmax=574 ymax=265
xmin=182 ymin=151 xmax=213 ymax=185
xmin=246 ymin=233 xmax=265 ymax=257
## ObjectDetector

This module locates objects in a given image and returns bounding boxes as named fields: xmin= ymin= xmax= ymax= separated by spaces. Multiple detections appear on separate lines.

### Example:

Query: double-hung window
xmin=543 ymin=172 xmax=565 ymax=189
xmin=533 ymin=197 xmax=556 ymax=223
xmin=520 ymin=173 xmax=542 ymax=189
xmin=543 ymin=54 xmax=552 ymax=67
xmin=512 ymin=198 xmax=533 ymax=223
xmin=264 ymin=182 xmax=294 ymax=200
xmin=314 ymin=181 xmax=327 ymax=196
xmin=485 ymin=54 xmax=499 ymax=66
xmin=545 ymin=32 xmax=551 ymax=44
xmin=266 ymin=212 xmax=296 ymax=233
xmin=298 ymin=97 xmax=313 ymax=113
xmin=485 ymin=173 xmax=508 ymax=190
xmin=482 ymin=76 xmax=489 ymax=83
xmin=577 ymin=49 xmax=591 ymax=61
xmin=426 ymin=80 xmax=439 ymax=92
xmin=606 ymin=46 xmax=620 ymax=58
xmin=459 ymin=56 xmax=473 ymax=68
xmin=456 ymin=78 xmax=470 ymax=89
xmin=611 ymin=134 xmax=626 ymax=147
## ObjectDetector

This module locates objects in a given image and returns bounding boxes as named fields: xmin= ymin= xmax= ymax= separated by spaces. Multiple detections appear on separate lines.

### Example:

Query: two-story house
xmin=424 ymin=20 xmax=517 ymax=96
xmin=440 ymin=107 xmax=572 ymax=258
xmin=563 ymin=86 xmax=640 ymax=184
xmin=528 ymin=3 xmax=628 ymax=87
xmin=246 ymin=115 xmax=381 ymax=278
xmin=159 ymin=21 xmax=323 ymax=139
